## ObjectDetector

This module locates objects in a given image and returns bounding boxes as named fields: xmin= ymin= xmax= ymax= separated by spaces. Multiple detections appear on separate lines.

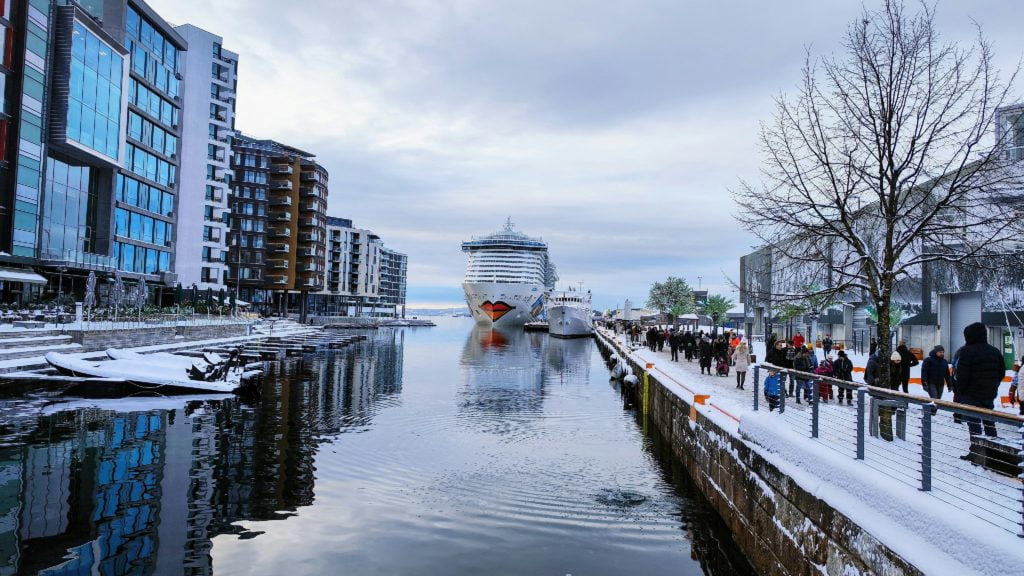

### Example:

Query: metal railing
xmin=70 ymin=312 xmax=252 ymax=332
xmin=752 ymin=363 xmax=1024 ymax=537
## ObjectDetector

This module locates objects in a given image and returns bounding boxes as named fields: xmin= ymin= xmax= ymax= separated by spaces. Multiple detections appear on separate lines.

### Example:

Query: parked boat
xmin=44 ymin=351 xmax=249 ymax=394
xmin=546 ymin=285 xmax=593 ymax=338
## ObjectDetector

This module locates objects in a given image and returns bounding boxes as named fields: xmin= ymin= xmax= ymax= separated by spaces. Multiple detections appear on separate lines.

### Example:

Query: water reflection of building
xmin=0 ymin=330 xmax=405 ymax=574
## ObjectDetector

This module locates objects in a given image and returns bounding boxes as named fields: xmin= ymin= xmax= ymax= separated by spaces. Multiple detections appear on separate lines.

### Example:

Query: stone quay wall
xmin=70 ymin=323 xmax=248 ymax=352
xmin=595 ymin=332 xmax=921 ymax=576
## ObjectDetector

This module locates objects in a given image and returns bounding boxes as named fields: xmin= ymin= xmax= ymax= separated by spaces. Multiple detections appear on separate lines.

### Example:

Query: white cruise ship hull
xmin=463 ymin=282 xmax=546 ymax=327
xmin=547 ymin=304 xmax=593 ymax=338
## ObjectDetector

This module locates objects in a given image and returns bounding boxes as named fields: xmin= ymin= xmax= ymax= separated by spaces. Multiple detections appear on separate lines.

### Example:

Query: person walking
xmin=683 ymin=331 xmax=695 ymax=362
xmin=815 ymin=355 xmax=835 ymax=402
xmin=822 ymin=334 xmax=834 ymax=356
xmin=669 ymin=330 xmax=681 ymax=362
xmin=869 ymin=337 xmax=878 ymax=357
xmin=792 ymin=348 xmax=813 ymax=403
xmin=732 ymin=342 xmax=750 ymax=389
xmin=896 ymin=340 xmax=919 ymax=393
xmin=920 ymin=345 xmax=952 ymax=400
xmin=954 ymin=322 xmax=1004 ymax=438
xmin=832 ymin=350 xmax=854 ymax=405
xmin=763 ymin=368 xmax=782 ymax=411
xmin=698 ymin=336 xmax=713 ymax=375
xmin=792 ymin=331 xmax=805 ymax=350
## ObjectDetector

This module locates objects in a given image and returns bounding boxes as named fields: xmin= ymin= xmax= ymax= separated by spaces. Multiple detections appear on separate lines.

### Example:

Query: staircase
xmin=0 ymin=328 xmax=82 ymax=371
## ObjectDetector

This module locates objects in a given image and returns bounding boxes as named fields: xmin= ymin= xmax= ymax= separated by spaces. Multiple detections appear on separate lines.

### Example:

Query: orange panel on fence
xmin=1003 ymin=376 xmax=1013 ymax=383
xmin=1000 ymin=395 xmax=1011 ymax=407
xmin=694 ymin=395 xmax=710 ymax=405
xmin=853 ymin=367 xmax=865 ymax=373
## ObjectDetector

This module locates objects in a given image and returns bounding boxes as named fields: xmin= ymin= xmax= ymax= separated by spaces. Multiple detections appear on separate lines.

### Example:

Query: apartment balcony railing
xmin=269 ymin=260 xmax=288 ymax=269
xmin=299 ymin=187 xmax=318 ymax=198
xmin=269 ymin=243 xmax=289 ymax=253
xmin=300 ymin=203 xmax=319 ymax=212
xmin=301 ymin=172 xmax=317 ymax=182
xmin=270 ymin=228 xmax=292 ymax=238
xmin=271 ymin=180 xmax=293 ymax=191
xmin=270 ymin=165 xmax=294 ymax=175
xmin=271 ymin=212 xmax=292 ymax=222
xmin=270 ymin=197 xmax=292 ymax=207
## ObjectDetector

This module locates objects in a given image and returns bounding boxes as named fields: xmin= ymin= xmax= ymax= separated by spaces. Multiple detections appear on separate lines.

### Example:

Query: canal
xmin=0 ymin=318 xmax=754 ymax=575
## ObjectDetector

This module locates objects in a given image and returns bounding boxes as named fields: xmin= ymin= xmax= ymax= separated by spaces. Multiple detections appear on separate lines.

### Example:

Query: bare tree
xmin=734 ymin=0 xmax=1021 ymax=387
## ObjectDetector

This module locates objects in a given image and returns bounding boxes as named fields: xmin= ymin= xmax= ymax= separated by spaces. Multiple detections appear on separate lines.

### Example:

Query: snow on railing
xmin=752 ymin=363 xmax=1024 ymax=537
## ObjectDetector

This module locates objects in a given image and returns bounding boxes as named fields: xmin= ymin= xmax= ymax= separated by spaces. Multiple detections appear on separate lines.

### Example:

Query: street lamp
xmin=58 ymin=266 xmax=66 ymax=305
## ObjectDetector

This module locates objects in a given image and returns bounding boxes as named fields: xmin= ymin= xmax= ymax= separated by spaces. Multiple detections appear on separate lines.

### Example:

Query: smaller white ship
xmin=545 ymin=285 xmax=593 ymax=338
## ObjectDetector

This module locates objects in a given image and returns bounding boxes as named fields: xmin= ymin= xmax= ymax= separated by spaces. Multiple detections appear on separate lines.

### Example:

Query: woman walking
xmin=732 ymin=342 xmax=751 ymax=389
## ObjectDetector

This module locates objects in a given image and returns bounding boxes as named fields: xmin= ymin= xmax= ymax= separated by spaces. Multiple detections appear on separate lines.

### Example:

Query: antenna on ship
xmin=503 ymin=216 xmax=514 ymax=232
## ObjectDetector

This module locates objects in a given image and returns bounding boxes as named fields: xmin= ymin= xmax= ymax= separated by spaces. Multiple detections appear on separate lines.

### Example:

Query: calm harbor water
xmin=0 ymin=317 xmax=754 ymax=575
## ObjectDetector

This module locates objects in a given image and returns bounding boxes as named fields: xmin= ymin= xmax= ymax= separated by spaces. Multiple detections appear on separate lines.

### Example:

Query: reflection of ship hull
xmin=463 ymin=282 xmax=545 ymax=327
xmin=546 ymin=305 xmax=593 ymax=338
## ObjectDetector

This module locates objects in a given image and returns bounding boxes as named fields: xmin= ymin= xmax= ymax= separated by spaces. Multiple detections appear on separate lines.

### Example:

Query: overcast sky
xmin=151 ymin=0 xmax=1022 ymax=310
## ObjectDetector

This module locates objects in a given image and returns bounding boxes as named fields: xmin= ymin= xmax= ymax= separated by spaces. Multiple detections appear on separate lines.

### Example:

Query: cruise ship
xmin=545 ymin=286 xmax=593 ymax=338
xmin=462 ymin=219 xmax=557 ymax=327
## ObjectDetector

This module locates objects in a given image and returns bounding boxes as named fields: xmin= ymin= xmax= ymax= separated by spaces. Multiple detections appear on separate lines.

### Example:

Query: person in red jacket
xmin=792 ymin=331 xmax=805 ymax=349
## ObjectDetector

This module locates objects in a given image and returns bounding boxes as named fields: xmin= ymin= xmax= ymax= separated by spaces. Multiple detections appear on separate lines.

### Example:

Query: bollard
xmin=752 ymin=365 xmax=760 ymax=411
xmin=856 ymin=388 xmax=866 ymax=460
xmin=779 ymin=373 xmax=787 ymax=414
xmin=921 ymin=406 xmax=932 ymax=491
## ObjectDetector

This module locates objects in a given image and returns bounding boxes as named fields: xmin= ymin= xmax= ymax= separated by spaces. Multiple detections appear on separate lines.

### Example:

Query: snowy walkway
xmin=598 ymin=328 xmax=1024 ymax=576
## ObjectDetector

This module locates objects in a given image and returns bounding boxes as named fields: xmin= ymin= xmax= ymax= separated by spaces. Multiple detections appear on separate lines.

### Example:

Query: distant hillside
xmin=407 ymin=306 xmax=471 ymax=317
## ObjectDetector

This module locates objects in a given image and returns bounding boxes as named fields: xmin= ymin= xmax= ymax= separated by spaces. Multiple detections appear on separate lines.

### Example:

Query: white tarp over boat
xmin=45 ymin=352 xmax=241 ymax=393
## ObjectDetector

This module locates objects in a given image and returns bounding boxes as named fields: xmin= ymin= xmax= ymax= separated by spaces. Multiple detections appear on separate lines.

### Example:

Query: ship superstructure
xmin=462 ymin=219 xmax=557 ymax=327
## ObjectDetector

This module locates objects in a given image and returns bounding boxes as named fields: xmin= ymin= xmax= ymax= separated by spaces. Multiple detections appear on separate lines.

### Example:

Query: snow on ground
xmin=597 ymin=327 xmax=1024 ymax=575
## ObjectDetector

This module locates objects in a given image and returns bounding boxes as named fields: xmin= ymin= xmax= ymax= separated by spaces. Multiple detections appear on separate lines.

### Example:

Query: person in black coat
xmin=668 ymin=330 xmax=681 ymax=362
xmin=764 ymin=339 xmax=792 ymax=395
xmin=954 ymin=322 xmax=1004 ymax=437
xmin=682 ymin=331 xmax=695 ymax=361
xmin=832 ymin=350 xmax=854 ymax=404
xmin=895 ymin=340 xmax=919 ymax=393
xmin=920 ymin=345 xmax=952 ymax=400
xmin=698 ymin=337 xmax=713 ymax=375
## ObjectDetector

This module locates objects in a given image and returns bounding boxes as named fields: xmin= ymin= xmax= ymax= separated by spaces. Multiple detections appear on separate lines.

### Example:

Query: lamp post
xmin=58 ymin=266 xmax=66 ymax=302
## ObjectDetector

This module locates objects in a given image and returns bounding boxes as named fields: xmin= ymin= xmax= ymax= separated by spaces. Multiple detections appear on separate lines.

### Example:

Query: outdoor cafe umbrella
xmin=175 ymin=283 xmax=183 ymax=306
xmin=136 ymin=278 xmax=148 ymax=309
xmin=112 ymin=271 xmax=124 ymax=309
xmin=205 ymin=287 xmax=213 ymax=307
xmin=218 ymin=288 xmax=226 ymax=307
xmin=190 ymin=285 xmax=198 ymax=308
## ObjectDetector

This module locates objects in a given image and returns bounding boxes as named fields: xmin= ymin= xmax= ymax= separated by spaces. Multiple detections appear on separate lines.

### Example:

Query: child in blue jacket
xmin=763 ymin=368 xmax=782 ymax=411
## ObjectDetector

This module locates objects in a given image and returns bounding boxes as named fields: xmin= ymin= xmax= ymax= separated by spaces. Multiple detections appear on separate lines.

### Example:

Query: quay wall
xmin=594 ymin=332 xmax=921 ymax=576
xmin=70 ymin=323 xmax=248 ymax=352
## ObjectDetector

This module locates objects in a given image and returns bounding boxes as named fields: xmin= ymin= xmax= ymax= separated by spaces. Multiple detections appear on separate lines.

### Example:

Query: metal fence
xmin=752 ymin=363 xmax=1024 ymax=537
xmin=66 ymin=313 xmax=252 ymax=332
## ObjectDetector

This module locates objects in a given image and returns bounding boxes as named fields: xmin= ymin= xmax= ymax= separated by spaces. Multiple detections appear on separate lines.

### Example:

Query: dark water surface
xmin=0 ymin=318 xmax=754 ymax=575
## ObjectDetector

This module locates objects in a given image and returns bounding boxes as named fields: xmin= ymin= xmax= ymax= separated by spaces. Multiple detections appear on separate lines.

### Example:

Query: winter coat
xmin=815 ymin=360 xmax=834 ymax=378
xmin=896 ymin=344 xmax=919 ymax=380
xmin=764 ymin=345 xmax=791 ymax=369
xmin=792 ymin=354 xmax=811 ymax=380
xmin=1013 ymin=366 xmax=1024 ymax=402
xmin=920 ymin=348 xmax=952 ymax=391
xmin=763 ymin=374 xmax=781 ymax=396
xmin=832 ymin=357 xmax=854 ymax=381
xmin=732 ymin=348 xmax=750 ymax=372
xmin=864 ymin=353 xmax=880 ymax=386
xmin=822 ymin=338 xmax=833 ymax=349
xmin=953 ymin=322 xmax=1005 ymax=404
xmin=792 ymin=334 xmax=805 ymax=349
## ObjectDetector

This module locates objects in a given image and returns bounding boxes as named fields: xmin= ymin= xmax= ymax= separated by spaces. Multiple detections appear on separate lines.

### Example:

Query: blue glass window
xmin=67 ymin=20 xmax=124 ymax=161
xmin=159 ymin=251 xmax=170 ymax=271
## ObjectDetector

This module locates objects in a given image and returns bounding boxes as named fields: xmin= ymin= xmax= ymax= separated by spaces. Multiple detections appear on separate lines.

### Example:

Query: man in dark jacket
xmin=895 ymin=340 xmax=919 ymax=393
xmin=954 ymin=322 xmax=1004 ymax=437
xmin=832 ymin=350 xmax=854 ymax=405
xmin=920 ymin=345 xmax=953 ymax=400
xmin=668 ymin=330 xmax=681 ymax=362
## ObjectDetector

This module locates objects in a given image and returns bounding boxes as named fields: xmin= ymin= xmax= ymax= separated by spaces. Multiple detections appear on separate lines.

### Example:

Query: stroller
xmin=716 ymin=357 xmax=730 ymax=377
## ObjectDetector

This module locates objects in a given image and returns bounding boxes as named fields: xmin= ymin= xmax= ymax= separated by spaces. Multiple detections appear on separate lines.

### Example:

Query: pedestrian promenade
xmin=598 ymin=327 xmax=1024 ymax=576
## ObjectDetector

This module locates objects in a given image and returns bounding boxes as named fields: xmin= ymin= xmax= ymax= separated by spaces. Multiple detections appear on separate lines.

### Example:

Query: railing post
xmin=921 ymin=406 xmax=932 ymax=491
xmin=1019 ymin=425 xmax=1024 ymax=537
xmin=752 ymin=365 xmax=760 ymax=411
xmin=811 ymin=374 xmax=819 ymax=439
xmin=856 ymin=388 xmax=866 ymax=460
xmin=779 ymin=372 xmax=786 ymax=414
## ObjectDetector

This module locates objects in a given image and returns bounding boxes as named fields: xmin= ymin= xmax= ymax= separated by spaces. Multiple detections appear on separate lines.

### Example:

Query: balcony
xmin=301 ymin=278 xmax=320 ymax=288
xmin=269 ymin=260 xmax=289 ymax=269
xmin=298 ymin=247 xmax=315 ymax=257
xmin=206 ymin=229 xmax=222 ymax=242
xmin=301 ymin=171 xmax=317 ymax=182
xmin=270 ymin=197 xmax=292 ymax=207
xmin=300 ymin=263 xmax=318 ymax=272
xmin=299 ymin=187 xmax=318 ymax=198
xmin=271 ymin=212 xmax=292 ymax=222
xmin=270 ymin=165 xmax=293 ymax=175
xmin=207 ymin=190 xmax=224 ymax=203
xmin=299 ymin=233 xmax=320 ymax=243
xmin=269 ymin=243 xmax=289 ymax=253
xmin=271 ymin=180 xmax=293 ymax=191
xmin=300 ymin=203 xmax=319 ymax=212
xmin=270 ymin=228 xmax=291 ymax=238
xmin=268 ymin=276 xmax=288 ymax=285
xmin=299 ymin=218 xmax=319 ymax=228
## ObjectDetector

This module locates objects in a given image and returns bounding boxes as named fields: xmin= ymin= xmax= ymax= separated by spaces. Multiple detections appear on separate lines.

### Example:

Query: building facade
xmin=228 ymin=133 xmax=327 ymax=314
xmin=173 ymin=23 xmax=237 ymax=290
xmin=308 ymin=216 xmax=406 ymax=318
xmin=0 ymin=0 xmax=185 ymax=304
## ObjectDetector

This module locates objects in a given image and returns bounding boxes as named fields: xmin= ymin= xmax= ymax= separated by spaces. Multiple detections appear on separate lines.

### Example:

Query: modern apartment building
xmin=173 ymin=23 xmax=236 ymax=290
xmin=0 ymin=0 xmax=185 ymax=302
xmin=228 ymin=133 xmax=327 ymax=313
xmin=308 ymin=216 xmax=406 ymax=318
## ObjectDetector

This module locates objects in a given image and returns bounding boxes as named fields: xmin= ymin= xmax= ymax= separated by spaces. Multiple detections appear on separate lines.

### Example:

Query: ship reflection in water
xmin=0 ymin=330 xmax=404 ymax=575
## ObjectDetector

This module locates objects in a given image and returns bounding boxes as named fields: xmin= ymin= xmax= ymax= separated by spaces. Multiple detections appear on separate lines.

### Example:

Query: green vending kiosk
xmin=1003 ymin=329 xmax=1015 ymax=370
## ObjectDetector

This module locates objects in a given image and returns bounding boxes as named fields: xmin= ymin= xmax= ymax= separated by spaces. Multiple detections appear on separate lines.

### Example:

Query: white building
xmin=173 ymin=24 xmax=237 ymax=289
xmin=308 ymin=216 xmax=407 ymax=317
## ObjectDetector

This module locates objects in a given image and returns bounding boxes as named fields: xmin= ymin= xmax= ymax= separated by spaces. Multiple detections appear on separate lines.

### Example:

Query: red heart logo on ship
xmin=480 ymin=301 xmax=515 ymax=322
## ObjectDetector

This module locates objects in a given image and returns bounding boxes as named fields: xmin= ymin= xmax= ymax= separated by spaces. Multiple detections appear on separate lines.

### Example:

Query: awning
xmin=0 ymin=267 xmax=47 ymax=285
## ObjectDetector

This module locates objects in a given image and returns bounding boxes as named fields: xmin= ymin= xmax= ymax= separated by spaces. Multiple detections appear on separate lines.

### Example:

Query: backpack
xmin=786 ymin=347 xmax=796 ymax=361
